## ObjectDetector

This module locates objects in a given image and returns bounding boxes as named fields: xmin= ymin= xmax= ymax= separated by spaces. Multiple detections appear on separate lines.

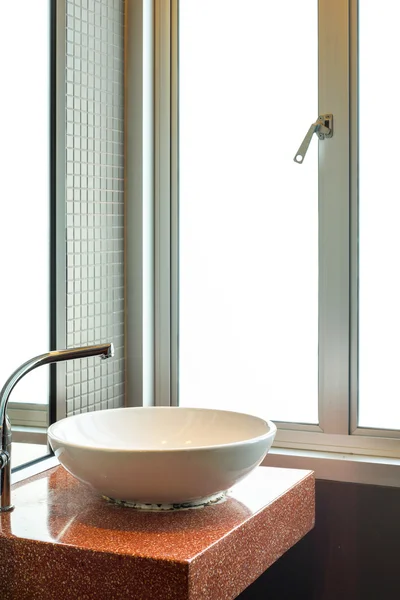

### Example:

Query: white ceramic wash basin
xmin=48 ymin=407 xmax=276 ymax=508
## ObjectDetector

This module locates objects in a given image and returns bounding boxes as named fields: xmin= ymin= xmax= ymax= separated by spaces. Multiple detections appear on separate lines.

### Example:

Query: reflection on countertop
xmin=11 ymin=442 xmax=48 ymax=469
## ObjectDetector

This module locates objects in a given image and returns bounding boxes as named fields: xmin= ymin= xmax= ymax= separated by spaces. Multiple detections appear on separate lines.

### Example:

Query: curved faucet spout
xmin=0 ymin=343 xmax=114 ymax=512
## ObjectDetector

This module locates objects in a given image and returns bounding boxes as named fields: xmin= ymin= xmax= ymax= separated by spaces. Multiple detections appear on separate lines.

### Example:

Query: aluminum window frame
xmin=347 ymin=0 xmax=400 ymax=442
xmin=152 ymin=0 xmax=400 ymax=462
xmin=11 ymin=0 xmax=69 ymax=458
xmin=125 ymin=0 xmax=155 ymax=409
xmin=152 ymin=0 xmax=179 ymax=408
xmin=53 ymin=0 xmax=67 ymax=425
xmin=9 ymin=0 xmax=65 ymax=452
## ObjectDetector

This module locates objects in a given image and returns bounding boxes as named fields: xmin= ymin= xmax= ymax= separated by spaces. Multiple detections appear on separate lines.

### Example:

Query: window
xmin=6 ymin=0 xmax=126 ymax=474
xmin=358 ymin=0 xmax=400 ymax=431
xmin=152 ymin=0 xmax=400 ymax=462
xmin=178 ymin=0 xmax=319 ymax=425
xmin=0 ymin=0 xmax=53 ymax=465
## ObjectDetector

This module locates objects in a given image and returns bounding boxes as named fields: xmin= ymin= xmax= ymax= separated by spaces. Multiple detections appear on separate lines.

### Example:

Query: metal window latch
xmin=294 ymin=114 xmax=333 ymax=164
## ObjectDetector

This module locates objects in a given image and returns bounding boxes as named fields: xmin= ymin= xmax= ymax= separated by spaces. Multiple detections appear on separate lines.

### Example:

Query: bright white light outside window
xmin=0 ymin=2 xmax=50 ymax=404
xmin=358 ymin=1 xmax=400 ymax=430
xmin=179 ymin=0 xmax=318 ymax=423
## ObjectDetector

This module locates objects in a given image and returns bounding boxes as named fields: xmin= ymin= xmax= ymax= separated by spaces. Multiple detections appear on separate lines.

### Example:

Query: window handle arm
xmin=294 ymin=114 xmax=333 ymax=164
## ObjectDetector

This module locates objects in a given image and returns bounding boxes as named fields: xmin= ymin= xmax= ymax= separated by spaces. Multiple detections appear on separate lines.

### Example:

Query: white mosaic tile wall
xmin=65 ymin=0 xmax=125 ymax=416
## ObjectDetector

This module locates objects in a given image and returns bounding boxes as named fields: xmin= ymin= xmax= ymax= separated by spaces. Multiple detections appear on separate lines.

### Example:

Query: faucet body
xmin=0 ymin=343 xmax=114 ymax=512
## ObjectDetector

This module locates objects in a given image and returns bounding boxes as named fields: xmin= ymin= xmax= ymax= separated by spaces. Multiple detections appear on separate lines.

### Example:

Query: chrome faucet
xmin=0 ymin=343 xmax=114 ymax=512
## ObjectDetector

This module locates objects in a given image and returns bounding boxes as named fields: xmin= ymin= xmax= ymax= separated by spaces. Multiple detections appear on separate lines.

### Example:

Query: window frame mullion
xmin=349 ymin=0 xmax=359 ymax=435
xmin=154 ymin=0 xmax=173 ymax=406
xmin=170 ymin=0 xmax=179 ymax=407
xmin=125 ymin=0 xmax=155 ymax=408
xmin=317 ymin=0 xmax=351 ymax=435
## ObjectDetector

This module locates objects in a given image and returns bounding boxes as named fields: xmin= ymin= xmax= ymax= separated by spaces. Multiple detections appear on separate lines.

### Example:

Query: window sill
xmin=264 ymin=447 xmax=400 ymax=487
xmin=12 ymin=446 xmax=400 ymax=489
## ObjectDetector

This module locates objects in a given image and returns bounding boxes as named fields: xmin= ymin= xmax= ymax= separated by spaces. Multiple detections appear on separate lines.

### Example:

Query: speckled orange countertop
xmin=0 ymin=465 xmax=314 ymax=600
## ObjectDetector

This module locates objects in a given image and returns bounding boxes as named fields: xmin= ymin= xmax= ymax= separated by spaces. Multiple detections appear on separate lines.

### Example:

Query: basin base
xmin=103 ymin=491 xmax=227 ymax=511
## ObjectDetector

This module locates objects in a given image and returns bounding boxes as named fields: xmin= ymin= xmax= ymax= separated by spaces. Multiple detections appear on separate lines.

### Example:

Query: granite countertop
xmin=0 ymin=465 xmax=315 ymax=600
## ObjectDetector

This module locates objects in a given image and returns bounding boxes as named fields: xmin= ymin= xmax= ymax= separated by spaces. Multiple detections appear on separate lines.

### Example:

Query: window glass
xmin=0 ymin=1 xmax=50 ymax=407
xmin=178 ymin=0 xmax=318 ymax=423
xmin=358 ymin=0 xmax=400 ymax=429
